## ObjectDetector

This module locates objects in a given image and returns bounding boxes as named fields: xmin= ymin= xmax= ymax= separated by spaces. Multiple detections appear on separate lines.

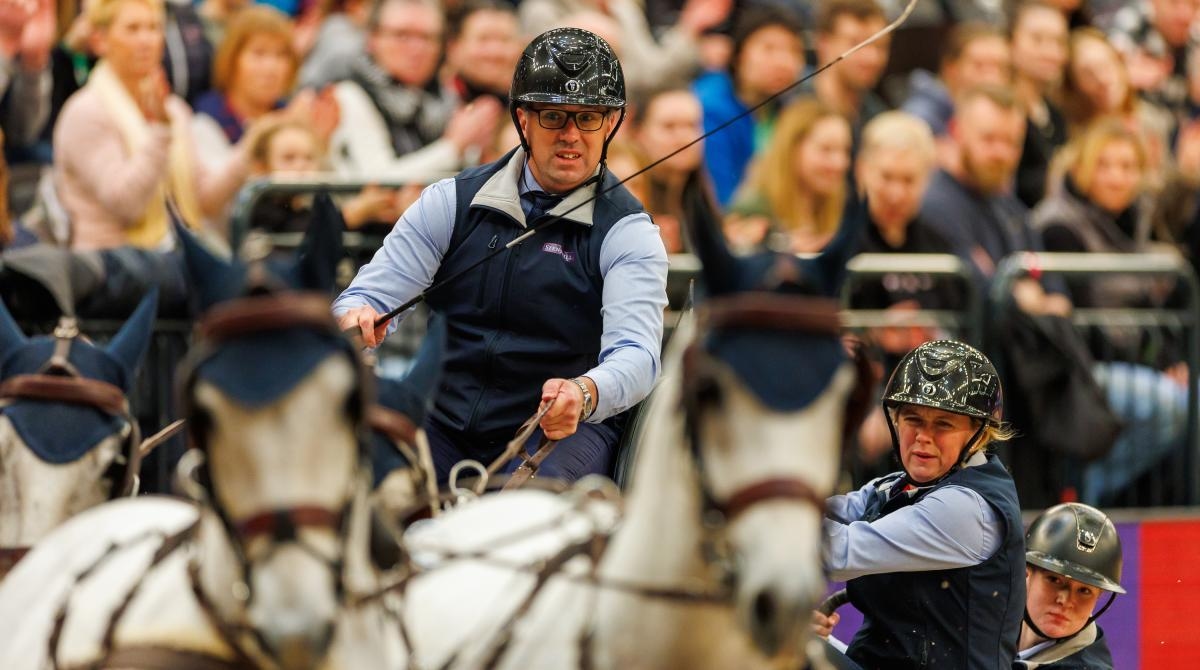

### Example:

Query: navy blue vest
xmin=846 ymin=454 xmax=1025 ymax=670
xmin=425 ymin=150 xmax=644 ymax=443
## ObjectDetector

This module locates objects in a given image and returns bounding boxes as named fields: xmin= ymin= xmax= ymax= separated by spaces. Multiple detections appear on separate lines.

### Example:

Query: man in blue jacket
xmin=334 ymin=28 xmax=668 ymax=484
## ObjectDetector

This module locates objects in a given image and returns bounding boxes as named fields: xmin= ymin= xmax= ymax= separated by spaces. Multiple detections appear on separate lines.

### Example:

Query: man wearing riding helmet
xmin=1016 ymin=503 xmax=1124 ymax=669
xmin=334 ymin=28 xmax=668 ymax=483
xmin=819 ymin=339 xmax=1024 ymax=669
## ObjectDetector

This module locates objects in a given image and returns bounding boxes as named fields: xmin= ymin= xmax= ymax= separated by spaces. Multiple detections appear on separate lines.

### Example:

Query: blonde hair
xmin=212 ymin=5 xmax=298 ymax=94
xmin=859 ymin=110 xmax=936 ymax=167
xmin=247 ymin=117 xmax=321 ymax=171
xmin=88 ymin=0 xmax=164 ymax=30
xmin=1065 ymin=116 xmax=1147 ymax=193
xmin=740 ymin=99 xmax=849 ymax=239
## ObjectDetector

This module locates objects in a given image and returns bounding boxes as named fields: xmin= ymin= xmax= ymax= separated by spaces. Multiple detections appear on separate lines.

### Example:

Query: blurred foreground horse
xmin=0 ymin=199 xmax=435 ymax=669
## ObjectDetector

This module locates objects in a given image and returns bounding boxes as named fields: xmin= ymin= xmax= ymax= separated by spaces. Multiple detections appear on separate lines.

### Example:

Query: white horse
xmin=0 ymin=293 xmax=157 ymax=578
xmin=0 ymin=204 xmax=425 ymax=669
xmin=396 ymin=180 xmax=872 ymax=669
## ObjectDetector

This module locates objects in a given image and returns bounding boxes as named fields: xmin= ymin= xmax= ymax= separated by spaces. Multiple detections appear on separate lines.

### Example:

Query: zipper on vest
xmin=475 ymin=235 xmax=501 ymax=306
xmin=465 ymin=232 xmax=524 ymax=434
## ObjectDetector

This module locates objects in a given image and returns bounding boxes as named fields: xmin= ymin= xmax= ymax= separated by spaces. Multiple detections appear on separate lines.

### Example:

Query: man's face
xmin=635 ymin=90 xmax=704 ymax=174
xmin=517 ymin=105 xmax=617 ymax=193
xmin=859 ymin=147 xmax=932 ymax=230
xmin=1011 ymin=6 xmax=1068 ymax=87
xmin=446 ymin=9 xmax=522 ymax=96
xmin=819 ymin=15 xmax=890 ymax=92
xmin=1025 ymin=566 xmax=1101 ymax=639
xmin=954 ymin=98 xmax=1026 ymax=194
xmin=368 ymin=1 xmax=443 ymax=88
xmin=736 ymin=25 xmax=805 ymax=101
xmin=946 ymin=37 xmax=1011 ymax=94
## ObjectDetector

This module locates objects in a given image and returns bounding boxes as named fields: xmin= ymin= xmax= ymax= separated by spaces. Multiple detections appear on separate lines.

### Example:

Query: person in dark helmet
xmin=334 ymin=28 xmax=668 ymax=484
xmin=1015 ymin=503 xmax=1124 ymax=669
xmin=817 ymin=339 xmax=1025 ymax=670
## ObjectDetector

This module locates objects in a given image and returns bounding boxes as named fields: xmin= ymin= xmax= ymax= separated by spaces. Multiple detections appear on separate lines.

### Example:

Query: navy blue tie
xmin=522 ymin=190 xmax=563 ymax=223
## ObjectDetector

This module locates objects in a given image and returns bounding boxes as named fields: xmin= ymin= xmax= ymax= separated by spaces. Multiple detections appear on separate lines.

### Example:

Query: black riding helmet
xmin=882 ymin=340 xmax=1003 ymax=480
xmin=1024 ymin=503 xmax=1124 ymax=640
xmin=1027 ymin=503 xmax=1124 ymax=593
xmin=509 ymin=27 xmax=626 ymax=162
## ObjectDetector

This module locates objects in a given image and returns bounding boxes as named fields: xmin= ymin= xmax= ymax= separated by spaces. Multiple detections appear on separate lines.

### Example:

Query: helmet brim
xmin=514 ymin=93 xmax=625 ymax=108
xmin=1027 ymin=551 xmax=1127 ymax=594
xmin=883 ymin=393 xmax=995 ymax=425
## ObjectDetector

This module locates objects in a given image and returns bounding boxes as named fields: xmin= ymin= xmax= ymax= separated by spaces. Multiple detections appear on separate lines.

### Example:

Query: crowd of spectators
xmin=4 ymin=0 xmax=1200 ymax=505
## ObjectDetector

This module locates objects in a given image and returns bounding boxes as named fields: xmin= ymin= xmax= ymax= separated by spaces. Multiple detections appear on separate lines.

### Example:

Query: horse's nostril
xmin=753 ymin=589 xmax=777 ymax=626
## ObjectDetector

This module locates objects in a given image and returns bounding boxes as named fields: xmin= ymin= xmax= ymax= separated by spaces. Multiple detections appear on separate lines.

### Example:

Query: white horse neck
xmin=0 ymin=416 xmax=121 ymax=549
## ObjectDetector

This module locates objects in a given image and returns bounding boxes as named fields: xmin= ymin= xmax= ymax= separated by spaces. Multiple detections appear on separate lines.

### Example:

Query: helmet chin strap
xmin=1023 ymin=591 xmax=1117 ymax=644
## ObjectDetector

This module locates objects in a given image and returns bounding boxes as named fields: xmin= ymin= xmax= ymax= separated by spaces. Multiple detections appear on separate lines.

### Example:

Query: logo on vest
xmin=542 ymin=242 xmax=576 ymax=262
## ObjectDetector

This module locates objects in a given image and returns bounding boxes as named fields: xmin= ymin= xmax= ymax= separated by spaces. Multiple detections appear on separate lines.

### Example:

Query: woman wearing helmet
xmin=821 ymin=340 xmax=1024 ymax=669
xmin=1016 ymin=503 xmax=1124 ymax=669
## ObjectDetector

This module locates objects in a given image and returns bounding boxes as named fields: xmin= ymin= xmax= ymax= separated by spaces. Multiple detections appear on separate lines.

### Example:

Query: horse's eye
xmin=696 ymin=378 xmax=724 ymax=408
xmin=190 ymin=407 xmax=214 ymax=446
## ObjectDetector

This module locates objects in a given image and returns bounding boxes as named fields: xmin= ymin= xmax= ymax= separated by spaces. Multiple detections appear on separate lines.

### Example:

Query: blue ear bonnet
xmin=192 ymin=329 xmax=353 ymax=408
xmin=706 ymin=328 xmax=845 ymax=413
xmin=701 ymin=250 xmax=848 ymax=413
xmin=0 ymin=338 xmax=130 ymax=464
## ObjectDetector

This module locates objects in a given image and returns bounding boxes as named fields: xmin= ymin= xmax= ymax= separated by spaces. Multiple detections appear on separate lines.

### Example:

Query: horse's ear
xmin=681 ymin=170 xmax=738 ymax=296
xmin=804 ymin=189 xmax=867 ymax=297
xmin=0 ymin=296 xmax=28 ymax=359
xmin=295 ymin=191 xmax=345 ymax=293
xmin=106 ymin=288 xmax=158 ymax=386
xmin=177 ymin=220 xmax=243 ymax=311
xmin=400 ymin=314 xmax=446 ymax=423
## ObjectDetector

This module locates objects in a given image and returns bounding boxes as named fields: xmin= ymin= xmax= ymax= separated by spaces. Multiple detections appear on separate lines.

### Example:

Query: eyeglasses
xmin=529 ymin=108 xmax=610 ymax=132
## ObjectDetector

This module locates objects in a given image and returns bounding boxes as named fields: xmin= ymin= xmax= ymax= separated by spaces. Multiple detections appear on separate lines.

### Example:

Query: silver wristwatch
xmin=569 ymin=377 xmax=594 ymax=421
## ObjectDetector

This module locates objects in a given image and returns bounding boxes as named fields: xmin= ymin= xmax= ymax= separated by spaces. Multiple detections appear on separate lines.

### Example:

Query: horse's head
xmin=680 ymin=175 xmax=872 ymax=658
xmin=177 ymin=195 xmax=366 ymax=667
xmin=0 ymin=291 xmax=156 ymax=552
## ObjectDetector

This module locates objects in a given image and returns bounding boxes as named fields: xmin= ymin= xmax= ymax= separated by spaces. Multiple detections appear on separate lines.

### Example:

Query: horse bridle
xmin=681 ymin=292 xmax=875 ymax=533
xmin=176 ymin=290 xmax=372 ymax=659
xmin=0 ymin=317 xmax=143 ymax=497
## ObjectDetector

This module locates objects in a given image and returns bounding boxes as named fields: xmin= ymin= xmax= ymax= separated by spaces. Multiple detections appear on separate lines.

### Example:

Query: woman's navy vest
xmin=425 ymin=153 xmax=643 ymax=443
xmin=846 ymin=454 xmax=1025 ymax=670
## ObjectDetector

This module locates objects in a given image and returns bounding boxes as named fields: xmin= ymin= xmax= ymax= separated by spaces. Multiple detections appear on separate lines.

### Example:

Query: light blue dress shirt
xmin=822 ymin=451 xmax=1004 ymax=582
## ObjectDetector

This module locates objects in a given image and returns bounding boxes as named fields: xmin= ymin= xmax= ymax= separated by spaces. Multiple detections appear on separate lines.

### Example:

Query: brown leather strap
xmin=367 ymin=405 xmax=418 ymax=449
xmin=0 ymin=374 xmax=128 ymax=416
xmin=486 ymin=402 xmax=552 ymax=477
xmin=139 ymin=419 xmax=187 ymax=459
xmin=102 ymin=646 xmax=258 ymax=670
xmin=703 ymin=294 xmax=843 ymax=335
xmin=717 ymin=478 xmax=826 ymax=521
xmin=501 ymin=437 xmax=561 ymax=491
xmin=196 ymin=293 xmax=340 ymax=343
xmin=234 ymin=506 xmax=344 ymax=540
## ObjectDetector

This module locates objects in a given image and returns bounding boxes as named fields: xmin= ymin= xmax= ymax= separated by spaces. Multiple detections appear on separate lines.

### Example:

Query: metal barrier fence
xmin=840 ymin=252 xmax=980 ymax=343
xmin=988 ymin=252 xmax=1200 ymax=508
